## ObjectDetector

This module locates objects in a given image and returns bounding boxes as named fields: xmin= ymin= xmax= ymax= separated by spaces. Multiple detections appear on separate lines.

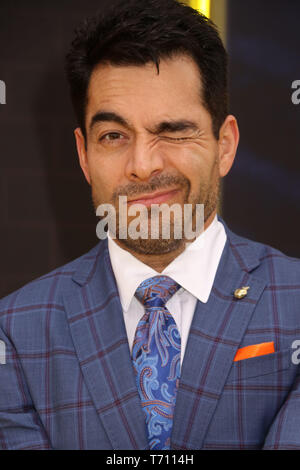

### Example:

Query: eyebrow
xmin=89 ymin=110 xmax=199 ymax=135
xmin=148 ymin=120 xmax=199 ymax=135
xmin=89 ymin=111 xmax=130 ymax=131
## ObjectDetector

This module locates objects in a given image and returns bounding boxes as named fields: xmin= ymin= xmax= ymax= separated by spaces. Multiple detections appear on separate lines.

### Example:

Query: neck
xmin=113 ymin=210 xmax=217 ymax=273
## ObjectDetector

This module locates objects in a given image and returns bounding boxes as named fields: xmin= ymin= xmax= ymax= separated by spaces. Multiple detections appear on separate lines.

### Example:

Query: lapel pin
xmin=234 ymin=286 xmax=250 ymax=299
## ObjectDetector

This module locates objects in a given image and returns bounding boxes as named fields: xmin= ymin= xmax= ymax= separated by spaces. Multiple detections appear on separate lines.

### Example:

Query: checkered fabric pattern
xmin=0 ymin=216 xmax=300 ymax=449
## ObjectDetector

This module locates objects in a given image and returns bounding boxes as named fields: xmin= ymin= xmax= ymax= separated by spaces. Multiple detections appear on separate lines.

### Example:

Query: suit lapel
xmin=62 ymin=218 xmax=267 ymax=450
xmin=171 ymin=220 xmax=267 ymax=450
xmin=63 ymin=239 xmax=149 ymax=450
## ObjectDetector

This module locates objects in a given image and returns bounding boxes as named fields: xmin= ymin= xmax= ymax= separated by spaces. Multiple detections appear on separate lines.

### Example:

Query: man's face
xmin=75 ymin=54 xmax=238 ymax=255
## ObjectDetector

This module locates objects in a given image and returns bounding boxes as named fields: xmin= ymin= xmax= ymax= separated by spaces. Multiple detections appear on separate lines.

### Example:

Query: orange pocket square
xmin=233 ymin=341 xmax=275 ymax=362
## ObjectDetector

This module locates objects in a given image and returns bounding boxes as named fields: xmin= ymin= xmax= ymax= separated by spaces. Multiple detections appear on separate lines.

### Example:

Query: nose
xmin=125 ymin=136 xmax=165 ymax=181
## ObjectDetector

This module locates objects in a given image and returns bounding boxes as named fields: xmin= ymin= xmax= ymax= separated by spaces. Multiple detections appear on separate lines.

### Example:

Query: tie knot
xmin=135 ymin=275 xmax=180 ymax=309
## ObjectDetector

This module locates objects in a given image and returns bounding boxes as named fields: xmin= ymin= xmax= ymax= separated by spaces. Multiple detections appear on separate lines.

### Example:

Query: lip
xmin=127 ymin=188 xmax=180 ymax=207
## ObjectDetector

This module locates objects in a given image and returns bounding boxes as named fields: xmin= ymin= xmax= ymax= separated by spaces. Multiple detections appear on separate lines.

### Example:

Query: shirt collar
xmin=107 ymin=214 xmax=226 ymax=312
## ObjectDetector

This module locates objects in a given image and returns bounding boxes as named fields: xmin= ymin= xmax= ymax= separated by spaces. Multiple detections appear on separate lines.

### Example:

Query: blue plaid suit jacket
xmin=1 ymin=216 xmax=300 ymax=450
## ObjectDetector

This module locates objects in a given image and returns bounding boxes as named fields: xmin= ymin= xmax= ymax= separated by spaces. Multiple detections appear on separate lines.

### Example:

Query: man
xmin=0 ymin=0 xmax=299 ymax=450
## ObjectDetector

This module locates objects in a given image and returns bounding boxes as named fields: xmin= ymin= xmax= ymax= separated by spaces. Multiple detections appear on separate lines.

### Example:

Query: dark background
xmin=0 ymin=0 xmax=299 ymax=298
xmin=224 ymin=0 xmax=300 ymax=254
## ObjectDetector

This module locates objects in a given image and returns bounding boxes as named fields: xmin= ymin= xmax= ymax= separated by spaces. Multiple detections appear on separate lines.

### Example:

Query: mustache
xmin=111 ymin=174 xmax=190 ymax=202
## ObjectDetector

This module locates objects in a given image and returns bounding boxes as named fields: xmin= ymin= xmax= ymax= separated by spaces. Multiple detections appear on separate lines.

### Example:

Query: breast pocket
xmin=205 ymin=347 xmax=299 ymax=448
xmin=226 ymin=347 xmax=296 ymax=383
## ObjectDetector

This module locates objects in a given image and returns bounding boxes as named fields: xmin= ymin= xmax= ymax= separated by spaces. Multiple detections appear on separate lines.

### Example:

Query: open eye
xmin=100 ymin=132 xmax=124 ymax=142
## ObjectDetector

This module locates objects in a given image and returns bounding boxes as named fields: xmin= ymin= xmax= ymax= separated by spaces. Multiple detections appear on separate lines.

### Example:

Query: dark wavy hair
xmin=65 ymin=0 xmax=228 ymax=140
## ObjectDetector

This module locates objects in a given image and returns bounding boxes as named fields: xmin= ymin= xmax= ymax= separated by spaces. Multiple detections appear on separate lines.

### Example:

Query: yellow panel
xmin=188 ymin=0 xmax=211 ymax=18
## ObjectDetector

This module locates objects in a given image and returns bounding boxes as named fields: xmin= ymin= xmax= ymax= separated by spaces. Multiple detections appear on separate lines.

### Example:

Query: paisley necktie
xmin=132 ymin=275 xmax=181 ymax=450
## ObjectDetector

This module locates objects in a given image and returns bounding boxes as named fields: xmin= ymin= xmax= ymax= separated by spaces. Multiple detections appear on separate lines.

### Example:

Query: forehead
xmin=86 ymin=54 xmax=206 ymax=127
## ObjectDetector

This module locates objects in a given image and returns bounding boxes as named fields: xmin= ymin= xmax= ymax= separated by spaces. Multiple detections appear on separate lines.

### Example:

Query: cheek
xmin=88 ymin=156 xmax=120 ymax=199
xmin=170 ymin=146 xmax=210 ymax=183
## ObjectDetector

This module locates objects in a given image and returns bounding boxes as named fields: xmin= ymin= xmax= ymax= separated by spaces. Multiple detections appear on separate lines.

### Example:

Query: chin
xmin=117 ymin=236 xmax=186 ymax=255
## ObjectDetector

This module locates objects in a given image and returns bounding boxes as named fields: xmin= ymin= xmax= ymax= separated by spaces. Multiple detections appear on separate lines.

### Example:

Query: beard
xmin=91 ymin=159 xmax=221 ymax=255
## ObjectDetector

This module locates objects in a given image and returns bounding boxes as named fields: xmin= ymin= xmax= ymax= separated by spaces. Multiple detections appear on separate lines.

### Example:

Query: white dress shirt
xmin=107 ymin=214 xmax=227 ymax=365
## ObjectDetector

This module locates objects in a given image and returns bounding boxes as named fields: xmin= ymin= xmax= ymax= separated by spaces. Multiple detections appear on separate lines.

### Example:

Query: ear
xmin=217 ymin=115 xmax=239 ymax=177
xmin=74 ymin=127 xmax=91 ymax=185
